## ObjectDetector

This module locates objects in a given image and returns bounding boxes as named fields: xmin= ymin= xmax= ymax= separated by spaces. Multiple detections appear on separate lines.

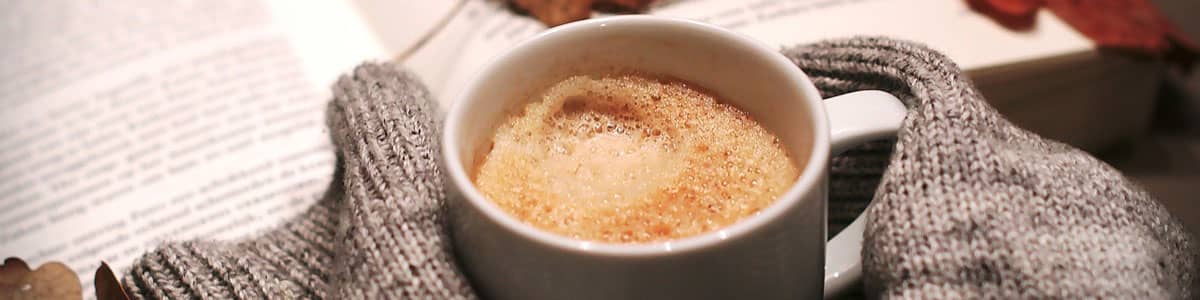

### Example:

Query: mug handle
xmin=821 ymin=90 xmax=907 ymax=298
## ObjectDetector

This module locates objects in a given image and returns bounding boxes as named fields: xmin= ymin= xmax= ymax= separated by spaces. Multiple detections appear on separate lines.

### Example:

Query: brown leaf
xmin=0 ymin=258 xmax=33 ymax=293
xmin=511 ymin=0 xmax=595 ymax=27
xmin=94 ymin=262 xmax=129 ymax=300
xmin=594 ymin=0 xmax=656 ymax=12
xmin=1 ymin=258 xmax=82 ymax=300
xmin=509 ymin=0 xmax=658 ymax=26
xmin=966 ymin=0 xmax=1039 ymax=30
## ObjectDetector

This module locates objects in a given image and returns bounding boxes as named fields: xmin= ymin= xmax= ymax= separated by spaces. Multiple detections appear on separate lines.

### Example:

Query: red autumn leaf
xmin=986 ymin=0 xmax=1043 ymax=16
xmin=1043 ymin=1 xmax=1197 ymax=55
xmin=966 ymin=0 xmax=1041 ymax=29
xmin=968 ymin=0 xmax=1198 ymax=69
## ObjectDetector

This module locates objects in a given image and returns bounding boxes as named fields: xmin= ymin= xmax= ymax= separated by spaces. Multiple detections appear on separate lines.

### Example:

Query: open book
xmin=0 ymin=0 xmax=1155 ymax=295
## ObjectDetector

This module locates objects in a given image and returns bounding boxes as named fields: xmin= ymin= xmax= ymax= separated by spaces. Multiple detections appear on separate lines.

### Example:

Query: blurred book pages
xmin=0 ymin=0 xmax=408 ymax=296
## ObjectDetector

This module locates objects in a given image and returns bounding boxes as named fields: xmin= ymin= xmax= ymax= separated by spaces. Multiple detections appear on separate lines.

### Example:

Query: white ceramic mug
xmin=442 ymin=16 xmax=906 ymax=299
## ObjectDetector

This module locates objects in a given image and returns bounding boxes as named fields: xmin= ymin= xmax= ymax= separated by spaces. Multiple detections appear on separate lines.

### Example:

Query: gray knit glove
xmin=123 ymin=37 xmax=1198 ymax=299
xmin=122 ymin=63 xmax=475 ymax=299
xmin=784 ymin=37 xmax=1199 ymax=298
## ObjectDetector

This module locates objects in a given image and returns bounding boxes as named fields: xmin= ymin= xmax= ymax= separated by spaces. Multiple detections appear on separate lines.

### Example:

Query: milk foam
xmin=474 ymin=74 xmax=800 ymax=243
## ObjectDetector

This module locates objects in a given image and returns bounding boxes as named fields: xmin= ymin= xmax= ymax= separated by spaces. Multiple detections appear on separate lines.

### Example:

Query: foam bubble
xmin=474 ymin=74 xmax=800 ymax=243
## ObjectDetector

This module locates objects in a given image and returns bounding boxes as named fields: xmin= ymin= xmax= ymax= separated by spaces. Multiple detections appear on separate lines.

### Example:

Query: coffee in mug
xmin=473 ymin=73 xmax=801 ymax=243
xmin=444 ymin=16 xmax=907 ymax=299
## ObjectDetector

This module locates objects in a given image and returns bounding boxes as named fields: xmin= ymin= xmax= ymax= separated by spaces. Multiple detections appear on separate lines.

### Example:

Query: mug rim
xmin=442 ymin=15 xmax=831 ymax=257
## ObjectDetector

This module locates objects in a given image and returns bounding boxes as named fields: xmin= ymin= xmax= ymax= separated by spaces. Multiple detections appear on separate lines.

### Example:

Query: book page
xmin=350 ymin=0 xmax=465 ymax=59
xmin=648 ymin=0 xmax=1094 ymax=72
xmin=404 ymin=0 xmax=547 ymax=111
xmin=0 ymin=0 xmax=387 ymax=295
xmin=405 ymin=0 xmax=1094 ymax=110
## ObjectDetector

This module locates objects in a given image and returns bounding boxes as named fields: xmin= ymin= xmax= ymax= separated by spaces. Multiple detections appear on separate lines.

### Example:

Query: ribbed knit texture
xmin=123 ymin=63 xmax=475 ymax=299
xmin=123 ymin=37 xmax=1198 ymax=299
xmin=785 ymin=37 xmax=1199 ymax=298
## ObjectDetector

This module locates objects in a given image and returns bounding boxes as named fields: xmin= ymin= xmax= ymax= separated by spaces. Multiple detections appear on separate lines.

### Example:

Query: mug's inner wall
xmin=454 ymin=19 xmax=818 ymax=243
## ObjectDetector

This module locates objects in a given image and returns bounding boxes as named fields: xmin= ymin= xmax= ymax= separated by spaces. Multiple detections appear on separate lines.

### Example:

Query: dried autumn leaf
xmin=968 ymin=0 xmax=1198 ymax=68
xmin=0 ymin=258 xmax=33 ymax=293
xmin=511 ymin=0 xmax=595 ymax=27
xmin=0 ymin=258 xmax=82 ymax=300
xmin=1042 ymin=0 xmax=1198 ymax=58
xmin=94 ymin=262 xmax=130 ymax=300
xmin=982 ymin=0 xmax=1041 ymax=16
xmin=966 ymin=0 xmax=1039 ymax=30
xmin=594 ymin=0 xmax=656 ymax=12
xmin=509 ymin=0 xmax=658 ymax=27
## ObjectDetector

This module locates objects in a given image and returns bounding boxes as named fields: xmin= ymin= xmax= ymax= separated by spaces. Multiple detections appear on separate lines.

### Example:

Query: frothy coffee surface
xmin=473 ymin=74 xmax=800 ymax=243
